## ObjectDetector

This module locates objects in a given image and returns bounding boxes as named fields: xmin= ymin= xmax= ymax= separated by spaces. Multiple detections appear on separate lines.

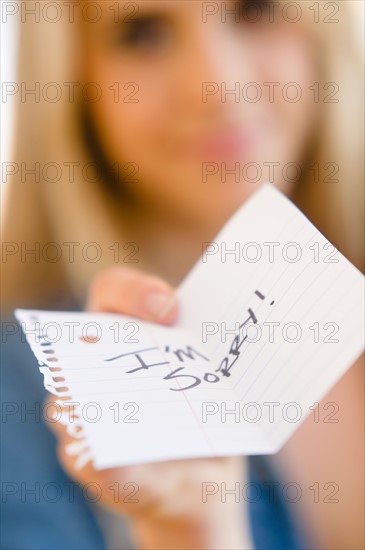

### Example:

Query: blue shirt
xmin=1 ymin=310 xmax=310 ymax=549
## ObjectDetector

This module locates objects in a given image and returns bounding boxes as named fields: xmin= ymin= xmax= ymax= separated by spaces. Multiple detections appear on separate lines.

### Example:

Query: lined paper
xmin=15 ymin=184 xmax=364 ymax=469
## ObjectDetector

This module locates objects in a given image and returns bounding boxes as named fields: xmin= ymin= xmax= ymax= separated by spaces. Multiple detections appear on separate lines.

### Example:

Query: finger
xmin=44 ymin=396 xmax=85 ymax=442
xmin=43 ymin=396 xmax=95 ymax=477
xmin=86 ymin=266 xmax=179 ymax=325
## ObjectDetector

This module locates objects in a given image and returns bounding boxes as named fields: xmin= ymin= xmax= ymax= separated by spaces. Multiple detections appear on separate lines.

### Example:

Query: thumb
xmin=86 ymin=266 xmax=179 ymax=325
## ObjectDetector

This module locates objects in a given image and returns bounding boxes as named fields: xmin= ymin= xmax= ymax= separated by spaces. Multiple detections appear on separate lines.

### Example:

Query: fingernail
xmin=145 ymin=292 xmax=177 ymax=320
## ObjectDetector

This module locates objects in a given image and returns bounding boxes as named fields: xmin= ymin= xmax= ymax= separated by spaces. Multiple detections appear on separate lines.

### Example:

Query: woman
xmin=2 ymin=1 xmax=364 ymax=548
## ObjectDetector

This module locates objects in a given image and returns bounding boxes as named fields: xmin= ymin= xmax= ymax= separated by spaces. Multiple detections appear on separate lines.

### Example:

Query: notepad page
xmin=177 ymin=183 xmax=365 ymax=450
xmin=15 ymin=184 xmax=364 ymax=468
xmin=15 ymin=309 xmax=267 ymax=469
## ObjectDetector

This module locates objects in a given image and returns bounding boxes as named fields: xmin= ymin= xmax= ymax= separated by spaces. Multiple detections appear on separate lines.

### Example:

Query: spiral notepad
xmin=15 ymin=184 xmax=365 ymax=469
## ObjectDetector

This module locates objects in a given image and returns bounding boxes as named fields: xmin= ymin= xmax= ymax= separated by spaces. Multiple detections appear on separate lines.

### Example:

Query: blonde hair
xmin=2 ymin=0 xmax=364 ymax=312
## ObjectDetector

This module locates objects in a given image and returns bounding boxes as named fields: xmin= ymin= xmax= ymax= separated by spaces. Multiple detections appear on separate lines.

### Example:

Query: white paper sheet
xmin=15 ymin=184 xmax=365 ymax=469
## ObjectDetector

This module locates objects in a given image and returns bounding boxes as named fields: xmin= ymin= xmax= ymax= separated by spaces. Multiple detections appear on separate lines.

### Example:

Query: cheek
xmin=90 ymin=66 xmax=173 ymax=170
xmin=262 ymin=31 xmax=319 ymax=133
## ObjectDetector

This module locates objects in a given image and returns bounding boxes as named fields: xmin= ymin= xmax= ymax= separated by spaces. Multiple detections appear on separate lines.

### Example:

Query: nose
xmin=170 ymin=20 xmax=256 ymax=120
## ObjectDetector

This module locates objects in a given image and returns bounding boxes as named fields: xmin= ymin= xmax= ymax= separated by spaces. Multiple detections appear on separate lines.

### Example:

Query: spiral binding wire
xmin=28 ymin=313 xmax=93 ymax=469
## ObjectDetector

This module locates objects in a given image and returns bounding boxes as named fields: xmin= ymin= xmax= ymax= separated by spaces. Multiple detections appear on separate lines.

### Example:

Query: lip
xmin=184 ymin=127 xmax=257 ymax=161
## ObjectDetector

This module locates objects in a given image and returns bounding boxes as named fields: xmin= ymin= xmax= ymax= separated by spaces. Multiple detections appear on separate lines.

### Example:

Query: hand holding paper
xmin=15 ymin=184 xmax=365 ymax=469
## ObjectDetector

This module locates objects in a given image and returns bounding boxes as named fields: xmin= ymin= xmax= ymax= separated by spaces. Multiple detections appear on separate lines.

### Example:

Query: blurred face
xmin=81 ymin=0 xmax=319 ymax=229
